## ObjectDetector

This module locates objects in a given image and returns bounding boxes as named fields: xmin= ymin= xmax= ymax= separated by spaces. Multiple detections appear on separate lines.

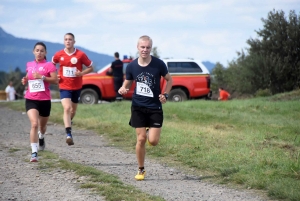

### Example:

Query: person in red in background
xmin=52 ymin=33 xmax=94 ymax=146
xmin=218 ymin=87 xmax=230 ymax=101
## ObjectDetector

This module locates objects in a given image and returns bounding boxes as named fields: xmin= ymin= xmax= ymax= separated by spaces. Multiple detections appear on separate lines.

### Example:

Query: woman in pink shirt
xmin=21 ymin=42 xmax=58 ymax=162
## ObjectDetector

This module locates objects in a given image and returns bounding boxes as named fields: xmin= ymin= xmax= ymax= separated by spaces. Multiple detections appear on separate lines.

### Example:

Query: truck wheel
xmin=168 ymin=89 xmax=187 ymax=102
xmin=205 ymin=90 xmax=212 ymax=100
xmin=80 ymin=89 xmax=99 ymax=104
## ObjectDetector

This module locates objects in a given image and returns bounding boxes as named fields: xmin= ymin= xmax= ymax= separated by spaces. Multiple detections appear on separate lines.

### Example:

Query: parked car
xmin=80 ymin=57 xmax=211 ymax=104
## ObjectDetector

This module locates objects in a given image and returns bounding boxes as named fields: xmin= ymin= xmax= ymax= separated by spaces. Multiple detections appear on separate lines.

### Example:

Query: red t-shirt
xmin=220 ymin=90 xmax=230 ymax=101
xmin=52 ymin=48 xmax=92 ymax=90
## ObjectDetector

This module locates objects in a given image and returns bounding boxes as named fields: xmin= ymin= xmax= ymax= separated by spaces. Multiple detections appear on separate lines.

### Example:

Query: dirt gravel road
xmin=0 ymin=105 xmax=272 ymax=201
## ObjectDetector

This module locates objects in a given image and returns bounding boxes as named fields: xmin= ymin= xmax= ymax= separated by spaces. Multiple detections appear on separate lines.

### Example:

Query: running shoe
xmin=66 ymin=134 xmax=74 ymax=146
xmin=30 ymin=152 xmax=38 ymax=162
xmin=146 ymin=128 xmax=152 ymax=146
xmin=135 ymin=169 xmax=146 ymax=181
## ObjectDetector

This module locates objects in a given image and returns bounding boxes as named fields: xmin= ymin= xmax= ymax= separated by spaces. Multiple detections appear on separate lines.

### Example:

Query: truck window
xmin=167 ymin=62 xmax=203 ymax=73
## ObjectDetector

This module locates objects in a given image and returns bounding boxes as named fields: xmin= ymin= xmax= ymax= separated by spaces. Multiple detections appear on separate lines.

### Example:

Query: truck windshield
xmin=96 ymin=63 xmax=111 ymax=73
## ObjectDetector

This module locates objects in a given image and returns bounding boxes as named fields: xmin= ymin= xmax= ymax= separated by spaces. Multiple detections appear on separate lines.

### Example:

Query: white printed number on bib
xmin=63 ymin=66 xmax=77 ymax=77
xmin=136 ymin=82 xmax=153 ymax=97
xmin=28 ymin=79 xmax=45 ymax=92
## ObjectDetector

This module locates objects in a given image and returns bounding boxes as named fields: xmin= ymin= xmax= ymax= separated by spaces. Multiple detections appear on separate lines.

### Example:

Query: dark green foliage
xmin=212 ymin=9 xmax=300 ymax=96
xmin=211 ymin=62 xmax=225 ymax=93
xmin=248 ymin=9 xmax=300 ymax=94
xmin=255 ymin=89 xmax=272 ymax=97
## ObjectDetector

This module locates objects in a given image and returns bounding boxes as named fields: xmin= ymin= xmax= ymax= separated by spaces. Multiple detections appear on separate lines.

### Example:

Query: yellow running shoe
xmin=135 ymin=169 xmax=146 ymax=181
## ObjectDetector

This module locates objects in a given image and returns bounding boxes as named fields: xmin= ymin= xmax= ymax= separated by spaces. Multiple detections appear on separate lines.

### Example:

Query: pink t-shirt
xmin=25 ymin=60 xmax=57 ymax=100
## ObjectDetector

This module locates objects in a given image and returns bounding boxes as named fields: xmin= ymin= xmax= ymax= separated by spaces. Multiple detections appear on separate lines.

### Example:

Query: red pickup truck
xmin=80 ymin=58 xmax=211 ymax=104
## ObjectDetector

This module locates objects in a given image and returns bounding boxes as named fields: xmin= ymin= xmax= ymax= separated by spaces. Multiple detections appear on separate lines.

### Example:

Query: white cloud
xmin=38 ymin=9 xmax=57 ymax=21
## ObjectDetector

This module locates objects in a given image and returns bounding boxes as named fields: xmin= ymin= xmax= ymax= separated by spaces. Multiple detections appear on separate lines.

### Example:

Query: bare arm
xmin=159 ymin=73 xmax=173 ymax=103
xmin=76 ymin=66 xmax=94 ymax=76
xmin=31 ymin=71 xmax=58 ymax=84
xmin=163 ymin=73 xmax=173 ymax=94
xmin=21 ymin=74 xmax=28 ymax=85
xmin=44 ymin=71 xmax=58 ymax=84
xmin=118 ymin=80 xmax=133 ymax=95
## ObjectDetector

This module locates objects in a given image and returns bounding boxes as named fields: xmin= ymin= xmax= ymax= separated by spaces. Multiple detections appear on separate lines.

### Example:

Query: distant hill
xmin=0 ymin=27 xmax=216 ymax=73
xmin=0 ymin=27 xmax=114 ymax=72
xmin=202 ymin=61 xmax=216 ymax=73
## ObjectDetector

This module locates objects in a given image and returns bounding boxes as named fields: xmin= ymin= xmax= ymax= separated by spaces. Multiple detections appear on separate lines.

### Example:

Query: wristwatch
xmin=41 ymin=75 xmax=46 ymax=80
xmin=163 ymin=93 xmax=168 ymax=100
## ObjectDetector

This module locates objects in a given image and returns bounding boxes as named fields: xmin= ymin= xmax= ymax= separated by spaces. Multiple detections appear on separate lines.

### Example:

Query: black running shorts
xmin=129 ymin=106 xmax=163 ymax=128
xmin=25 ymin=99 xmax=51 ymax=117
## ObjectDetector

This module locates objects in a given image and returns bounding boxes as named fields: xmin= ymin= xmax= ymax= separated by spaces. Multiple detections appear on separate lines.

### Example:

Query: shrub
xmin=255 ymin=89 xmax=272 ymax=97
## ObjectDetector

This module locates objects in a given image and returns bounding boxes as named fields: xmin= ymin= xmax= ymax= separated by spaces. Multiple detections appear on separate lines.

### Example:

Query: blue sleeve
xmin=161 ymin=61 xmax=168 ymax=77
xmin=126 ymin=63 xmax=133 ymax=80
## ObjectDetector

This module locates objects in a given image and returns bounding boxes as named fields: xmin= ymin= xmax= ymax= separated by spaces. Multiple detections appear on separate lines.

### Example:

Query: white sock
xmin=31 ymin=143 xmax=38 ymax=153
xmin=38 ymin=131 xmax=45 ymax=139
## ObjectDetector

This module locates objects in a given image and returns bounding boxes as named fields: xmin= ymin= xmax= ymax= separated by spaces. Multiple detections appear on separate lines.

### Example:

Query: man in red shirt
xmin=218 ymin=87 xmax=230 ymax=101
xmin=52 ymin=33 xmax=93 ymax=146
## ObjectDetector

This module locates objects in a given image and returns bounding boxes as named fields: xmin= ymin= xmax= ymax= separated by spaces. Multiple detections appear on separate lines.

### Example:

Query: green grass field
xmin=4 ymin=90 xmax=300 ymax=201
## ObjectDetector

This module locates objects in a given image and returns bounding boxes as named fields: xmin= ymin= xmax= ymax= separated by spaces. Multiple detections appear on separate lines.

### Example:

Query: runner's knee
xmin=63 ymin=106 xmax=72 ymax=113
xmin=149 ymin=139 xmax=159 ymax=146
xmin=30 ymin=122 xmax=38 ymax=130
xmin=137 ymin=133 xmax=147 ymax=144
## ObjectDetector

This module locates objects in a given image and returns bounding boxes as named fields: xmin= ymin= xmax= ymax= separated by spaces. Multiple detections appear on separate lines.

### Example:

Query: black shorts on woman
xmin=26 ymin=99 xmax=51 ymax=117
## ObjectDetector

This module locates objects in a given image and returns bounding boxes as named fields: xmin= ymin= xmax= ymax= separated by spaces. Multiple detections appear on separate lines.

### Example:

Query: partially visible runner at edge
xmin=52 ymin=33 xmax=94 ymax=146
xmin=118 ymin=35 xmax=173 ymax=181
xmin=22 ymin=42 xmax=58 ymax=162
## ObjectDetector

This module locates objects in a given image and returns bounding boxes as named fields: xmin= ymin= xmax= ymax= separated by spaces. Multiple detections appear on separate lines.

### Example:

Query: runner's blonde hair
xmin=137 ymin=35 xmax=153 ymax=46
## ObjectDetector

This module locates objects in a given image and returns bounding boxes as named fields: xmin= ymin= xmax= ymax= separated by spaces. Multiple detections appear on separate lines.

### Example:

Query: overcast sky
xmin=0 ymin=0 xmax=299 ymax=66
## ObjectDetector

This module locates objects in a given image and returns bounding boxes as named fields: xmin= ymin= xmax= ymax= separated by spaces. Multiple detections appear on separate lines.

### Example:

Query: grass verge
xmin=3 ymin=90 xmax=300 ymax=201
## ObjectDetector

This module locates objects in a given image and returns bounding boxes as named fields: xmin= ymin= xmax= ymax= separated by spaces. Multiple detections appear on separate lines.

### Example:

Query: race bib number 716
xmin=136 ymin=82 xmax=153 ymax=97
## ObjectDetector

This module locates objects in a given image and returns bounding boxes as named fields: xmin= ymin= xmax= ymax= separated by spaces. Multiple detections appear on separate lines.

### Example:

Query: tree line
xmin=211 ymin=9 xmax=300 ymax=97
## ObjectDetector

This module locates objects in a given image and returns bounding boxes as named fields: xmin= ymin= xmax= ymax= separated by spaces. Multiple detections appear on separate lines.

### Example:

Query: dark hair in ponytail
xmin=33 ymin=42 xmax=47 ymax=60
